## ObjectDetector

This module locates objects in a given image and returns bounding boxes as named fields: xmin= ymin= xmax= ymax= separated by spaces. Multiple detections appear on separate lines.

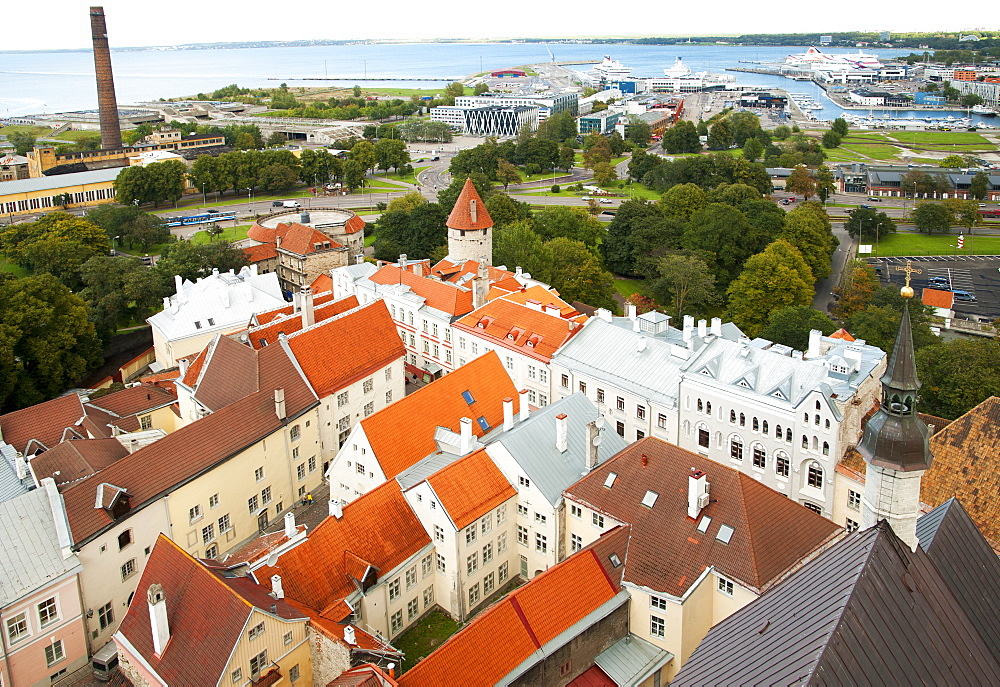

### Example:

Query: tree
xmin=558 ymin=144 xmax=576 ymax=172
xmin=608 ymin=131 xmax=629 ymax=156
xmin=816 ymin=165 xmax=836 ymax=204
xmin=916 ymin=338 xmax=1000 ymax=419
xmin=912 ymin=202 xmax=953 ymax=234
xmin=258 ymin=163 xmax=298 ymax=192
xmin=349 ymin=140 xmax=377 ymax=175
xmin=533 ymin=206 xmax=604 ymax=247
xmin=372 ymin=203 xmax=447 ymax=261
xmin=353 ymin=84 xmax=362 ymax=98
xmin=373 ymin=138 xmax=409 ymax=174
xmin=785 ymin=164 xmax=817 ymax=200
xmin=493 ymin=221 xmax=550 ymax=277
xmin=495 ymin=159 xmax=522 ymax=191
xmin=960 ymin=93 xmax=983 ymax=108
xmin=0 ymin=274 xmax=103 ymax=411
xmin=624 ymin=117 xmax=651 ymax=146
xmin=831 ymin=118 xmax=849 ymax=137
xmin=773 ymin=124 xmax=791 ymax=140
xmin=681 ymin=203 xmax=755 ymax=287
xmin=266 ymin=131 xmax=287 ymax=147
xmin=83 ymin=203 xmax=169 ymax=251
xmin=437 ymin=173 xmax=493 ymax=216
xmin=79 ymin=255 xmax=168 ymax=340
xmin=343 ymin=159 xmax=366 ymax=191
xmin=779 ymin=207 xmax=837 ymax=282
xmin=473 ymin=82 xmax=490 ymax=95
xmin=154 ymin=241 xmax=249 ymax=283
xmin=902 ymin=169 xmax=946 ymax=198
xmin=650 ymin=254 xmax=717 ymax=320
xmin=742 ymin=137 xmax=764 ymax=163
xmin=845 ymin=206 xmax=895 ymax=241
xmin=485 ymin=193 xmax=531 ymax=228
xmin=8 ymin=131 xmax=36 ymax=156
xmin=970 ymin=172 xmax=989 ymax=201
xmin=544 ymin=238 xmax=617 ymax=311
xmin=833 ymin=260 xmax=880 ymax=320
xmin=939 ymin=154 xmax=966 ymax=168
xmin=0 ymin=212 xmax=110 ymax=289
xmin=707 ymin=120 xmax=734 ymax=150
xmin=582 ymin=136 xmax=611 ymax=169
xmin=592 ymin=161 xmax=617 ymax=186
xmin=659 ymin=183 xmax=707 ymax=221
xmin=726 ymin=240 xmax=814 ymax=338
xmin=760 ymin=305 xmax=836 ymax=351
xmin=821 ymin=130 xmax=842 ymax=149
xmin=943 ymin=198 xmax=982 ymax=236
xmin=661 ymin=121 xmax=701 ymax=154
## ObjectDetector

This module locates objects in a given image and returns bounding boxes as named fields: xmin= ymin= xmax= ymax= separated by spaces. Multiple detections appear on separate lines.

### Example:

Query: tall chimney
xmin=502 ymin=397 xmax=514 ymax=432
xmin=555 ymin=413 xmax=568 ymax=453
xmin=459 ymin=417 xmax=473 ymax=454
xmin=274 ymin=388 xmax=286 ymax=420
xmin=711 ymin=317 xmax=722 ymax=337
xmin=344 ymin=626 xmax=356 ymax=645
xmin=697 ymin=319 xmax=707 ymax=338
xmin=271 ymin=574 xmax=284 ymax=599
xmin=683 ymin=315 xmax=695 ymax=342
xmin=147 ymin=583 xmax=170 ymax=656
xmin=470 ymin=198 xmax=477 ymax=224
xmin=519 ymin=389 xmax=530 ymax=423
xmin=586 ymin=421 xmax=600 ymax=470
xmin=301 ymin=287 xmax=315 ymax=328
xmin=329 ymin=499 xmax=343 ymax=519
xmin=174 ymin=274 xmax=183 ymax=298
xmin=688 ymin=469 xmax=709 ymax=520
xmin=283 ymin=511 xmax=296 ymax=539
xmin=89 ymin=7 xmax=123 ymax=150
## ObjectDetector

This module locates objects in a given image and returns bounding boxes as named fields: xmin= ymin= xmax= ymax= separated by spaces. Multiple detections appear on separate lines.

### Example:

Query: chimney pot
xmin=274 ymin=388 xmax=286 ymax=420
xmin=329 ymin=499 xmax=343 ymax=519
xmin=586 ymin=420 xmax=600 ymax=470
xmin=711 ymin=317 xmax=722 ymax=337
xmin=301 ymin=287 xmax=315 ymax=328
xmin=283 ymin=511 xmax=296 ymax=539
xmin=147 ymin=583 xmax=170 ymax=656
xmin=555 ymin=413 xmax=568 ymax=453
xmin=344 ymin=626 xmax=356 ymax=645
xmin=698 ymin=319 xmax=707 ymax=338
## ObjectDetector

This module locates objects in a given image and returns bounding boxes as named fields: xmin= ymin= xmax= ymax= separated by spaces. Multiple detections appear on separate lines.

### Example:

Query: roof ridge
xmin=732 ymin=472 xmax=762 ymax=589
xmin=508 ymin=595 xmax=542 ymax=649
xmin=157 ymin=535 xmax=255 ymax=611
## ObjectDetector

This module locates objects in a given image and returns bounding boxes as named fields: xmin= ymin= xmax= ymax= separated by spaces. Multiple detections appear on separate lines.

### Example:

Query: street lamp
xmin=247 ymin=188 xmax=253 ymax=215
xmin=113 ymin=235 xmax=120 ymax=255
xmin=201 ymin=183 xmax=207 ymax=207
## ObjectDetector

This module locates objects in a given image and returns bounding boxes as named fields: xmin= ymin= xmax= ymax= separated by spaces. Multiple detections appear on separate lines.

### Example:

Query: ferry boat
xmin=664 ymin=57 xmax=692 ymax=78
xmin=593 ymin=55 xmax=632 ymax=80
xmin=971 ymin=105 xmax=997 ymax=117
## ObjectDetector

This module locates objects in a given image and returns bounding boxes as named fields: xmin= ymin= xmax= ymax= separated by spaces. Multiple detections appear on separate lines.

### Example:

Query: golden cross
xmin=895 ymin=260 xmax=921 ymax=288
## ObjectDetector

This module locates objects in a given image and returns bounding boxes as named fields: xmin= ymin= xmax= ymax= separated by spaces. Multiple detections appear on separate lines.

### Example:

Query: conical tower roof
xmin=857 ymin=303 xmax=932 ymax=472
xmin=446 ymin=178 xmax=493 ymax=232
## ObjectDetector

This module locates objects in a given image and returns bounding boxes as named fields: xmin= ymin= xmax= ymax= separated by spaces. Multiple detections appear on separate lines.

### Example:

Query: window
xmin=209 ymin=493 xmax=219 ymax=509
xmin=121 ymin=558 xmax=136 ymax=581
xmin=467 ymin=552 xmax=478 ymax=575
xmin=496 ymin=504 xmax=506 ymax=524
xmin=804 ymin=502 xmax=823 ymax=515
xmin=518 ymin=475 xmax=530 ymax=488
xmin=657 ymin=413 xmax=667 ymax=429
xmin=219 ymin=513 xmax=232 ymax=533
xmin=718 ymin=576 xmax=734 ymax=596
xmin=388 ymin=579 xmax=400 ymax=602
xmin=616 ymin=396 xmax=625 ymax=411
xmin=408 ymin=598 xmax=419 ymax=621
xmin=436 ymin=554 xmax=446 ymax=572
xmin=423 ymin=586 xmax=435 ymax=608
xmin=337 ymin=391 xmax=348 ymax=407
xmin=248 ymin=621 xmax=265 ymax=640
xmin=739 ymin=413 xmax=745 ymax=427
xmin=730 ymin=438 xmax=743 ymax=461
xmin=571 ymin=534 xmax=582 ymax=553
xmin=232 ymin=668 xmax=242 ymax=683
xmin=535 ymin=533 xmax=548 ymax=553
xmin=364 ymin=401 xmax=374 ymax=417
xmin=481 ymin=515 xmax=492 ymax=535
xmin=469 ymin=583 xmax=480 ymax=607
xmin=753 ymin=445 xmax=766 ymax=469
xmin=422 ymin=319 xmax=428 ymax=333
xmin=386 ymin=390 xmax=393 ymax=404
xmin=571 ymin=504 xmax=582 ymax=518
xmin=823 ymin=441 xmax=830 ymax=456
xmin=386 ymin=367 xmax=393 ymax=381
xmin=807 ymin=463 xmax=824 ymax=489
xmin=786 ymin=428 xmax=792 ymax=443
xmin=592 ymin=513 xmax=605 ymax=528
xmin=465 ymin=525 xmax=477 ymax=545
xmin=517 ymin=504 xmax=528 ymax=517
xmin=308 ymin=455 xmax=317 ymax=473
xmin=498 ymin=531 xmax=507 ymax=553
xmin=500 ymin=560 xmax=510 ymax=583
xmin=776 ymin=454 xmax=790 ymax=478
xmin=206 ymin=543 xmax=218 ymax=560
xmin=297 ymin=463 xmax=306 ymax=480
xmin=650 ymin=595 xmax=667 ymax=611
xmin=98 ymin=601 xmax=114 ymax=630
xmin=363 ymin=378 xmax=374 ymax=394
xmin=650 ymin=615 xmax=665 ymax=638
xmin=249 ymin=649 xmax=269 ymax=678
xmin=597 ymin=388 xmax=605 ymax=404
xmin=534 ymin=512 xmax=547 ymax=525
xmin=698 ymin=428 xmax=709 ymax=448
xmin=6 ymin=613 xmax=28 ymax=643
xmin=482 ymin=542 xmax=493 ymax=564
xmin=848 ymin=489 xmax=862 ymax=511
xmin=139 ymin=414 xmax=152 ymax=430
xmin=636 ymin=405 xmax=646 ymax=420
xmin=752 ymin=417 xmax=759 ymax=432
xmin=730 ymin=410 xmax=736 ymax=424
xmin=45 ymin=640 xmax=65 ymax=667
xmin=517 ymin=526 xmax=528 ymax=546
xmin=434 ymin=525 xmax=444 ymax=543
xmin=261 ymin=487 xmax=272 ymax=504
xmin=290 ymin=424 xmax=301 ymax=440
xmin=484 ymin=571 xmax=495 ymax=595
xmin=118 ymin=529 xmax=133 ymax=550
xmin=189 ymin=504 xmax=202 ymax=523
xmin=290 ymin=664 xmax=301 ymax=683
xmin=697 ymin=399 xmax=703 ymax=413
xmin=202 ymin=523 xmax=215 ymax=544
xmin=616 ymin=421 xmax=625 ymax=437
xmin=406 ymin=566 xmax=417 ymax=589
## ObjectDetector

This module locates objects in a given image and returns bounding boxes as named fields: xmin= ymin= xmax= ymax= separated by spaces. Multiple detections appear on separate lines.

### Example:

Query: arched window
xmin=752 ymin=445 xmax=766 ymax=469
xmin=730 ymin=410 xmax=736 ymax=424
xmin=814 ymin=414 xmax=820 ymax=426
xmin=786 ymin=428 xmax=792 ymax=443
xmin=815 ymin=400 xmax=821 ymax=410
xmin=730 ymin=437 xmax=743 ymax=461
xmin=802 ymin=435 xmax=809 ymax=449
xmin=762 ymin=420 xmax=769 ymax=435
xmin=803 ymin=412 xmax=809 ymax=423
xmin=807 ymin=463 xmax=824 ymax=489
xmin=822 ymin=441 xmax=830 ymax=456
xmin=776 ymin=453 xmax=790 ymax=477
xmin=825 ymin=419 xmax=831 ymax=430
xmin=740 ymin=413 xmax=746 ymax=427
xmin=775 ymin=424 xmax=782 ymax=438
xmin=812 ymin=436 xmax=819 ymax=450
xmin=697 ymin=399 xmax=703 ymax=413
xmin=753 ymin=417 xmax=759 ymax=432
xmin=706 ymin=401 xmax=712 ymax=415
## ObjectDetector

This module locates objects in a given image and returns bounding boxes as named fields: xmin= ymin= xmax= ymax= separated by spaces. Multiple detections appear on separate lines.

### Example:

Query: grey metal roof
xmin=0 ymin=442 xmax=31 ymax=503
xmin=673 ymin=521 xmax=1000 ymax=686
xmin=0 ymin=166 xmax=121 ymax=195
xmin=594 ymin=634 xmax=673 ymax=686
xmin=0 ymin=483 xmax=81 ymax=606
xmin=492 ymin=393 xmax=628 ymax=506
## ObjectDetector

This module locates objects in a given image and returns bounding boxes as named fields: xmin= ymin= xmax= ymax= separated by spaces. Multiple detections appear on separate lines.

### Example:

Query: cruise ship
xmin=593 ymin=55 xmax=632 ymax=80
xmin=785 ymin=47 xmax=883 ymax=72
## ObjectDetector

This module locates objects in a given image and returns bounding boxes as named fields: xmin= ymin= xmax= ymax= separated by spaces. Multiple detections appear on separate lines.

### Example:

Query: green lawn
xmin=824 ymin=147 xmax=868 ymax=162
xmin=891 ymin=131 xmax=989 ymax=146
xmin=614 ymin=276 xmax=655 ymax=302
xmin=0 ymin=258 xmax=29 ymax=277
xmin=363 ymin=179 xmax=407 ymax=190
xmin=842 ymin=132 xmax=893 ymax=142
xmin=0 ymin=124 xmax=52 ymax=137
xmin=393 ymin=610 xmax=461 ymax=675
xmin=870 ymin=231 xmax=1000 ymax=257
xmin=396 ymin=165 xmax=431 ymax=185
xmin=190 ymin=224 xmax=251 ymax=246
xmin=54 ymin=130 xmax=102 ymax=142
xmin=842 ymin=144 xmax=902 ymax=161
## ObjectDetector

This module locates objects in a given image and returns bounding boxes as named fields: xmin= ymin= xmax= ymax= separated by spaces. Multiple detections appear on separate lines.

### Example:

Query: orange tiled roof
xmin=252 ymin=291 xmax=336 ymax=326
xmin=565 ymin=437 xmax=842 ymax=595
xmin=429 ymin=258 xmax=518 ymax=287
xmin=499 ymin=285 xmax=585 ymax=320
xmin=425 ymin=448 xmax=516 ymax=529
xmin=921 ymin=288 xmax=955 ymax=309
xmin=139 ymin=370 xmax=181 ymax=396
xmin=248 ymin=295 xmax=359 ymax=349
xmin=370 ymin=265 xmax=475 ymax=317
xmin=118 ymin=535 xmax=305 ymax=686
xmin=446 ymin=178 xmax=493 ymax=231
xmin=398 ymin=528 xmax=628 ymax=686
xmin=276 ymin=222 xmax=345 ymax=256
xmin=310 ymin=273 xmax=334 ymax=294
xmin=344 ymin=215 xmax=365 ymax=234
xmin=243 ymin=243 xmax=278 ymax=263
xmin=179 ymin=346 xmax=209 ymax=388
xmin=829 ymin=328 xmax=856 ymax=342
xmin=360 ymin=352 xmax=518 ymax=479
xmin=285 ymin=301 xmax=405 ymax=398
xmin=257 ymin=481 xmax=431 ymax=614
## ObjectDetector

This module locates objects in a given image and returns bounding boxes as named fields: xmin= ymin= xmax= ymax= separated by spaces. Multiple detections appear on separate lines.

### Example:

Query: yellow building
xmin=0 ymin=167 xmax=119 ymax=218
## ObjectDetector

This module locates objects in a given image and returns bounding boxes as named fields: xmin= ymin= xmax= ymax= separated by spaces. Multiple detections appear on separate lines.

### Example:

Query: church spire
xmin=857 ymin=262 xmax=932 ymax=550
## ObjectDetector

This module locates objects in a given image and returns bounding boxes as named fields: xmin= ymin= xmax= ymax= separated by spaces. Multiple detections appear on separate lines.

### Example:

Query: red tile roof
xmin=327 ymin=664 xmax=398 ymax=687
xmin=61 ymin=386 xmax=315 ymax=546
xmin=500 ymin=284 xmax=586 ymax=320
xmin=360 ymin=352 xmax=518 ymax=479
xmin=370 ymin=265 xmax=475 ymax=317
xmin=564 ymin=438 xmax=842 ymax=595
xmin=117 ymin=535 xmax=306 ymax=687
xmin=252 ymin=291 xmax=337 ymax=327
xmin=0 ymin=393 xmax=87 ymax=454
xmin=829 ymin=328 xmax=856 ymax=342
xmin=243 ymin=243 xmax=278 ymax=263
xmin=275 ymin=222 xmax=346 ymax=256
xmin=285 ymin=301 xmax=405 ymax=398
xmin=247 ymin=295 xmax=359 ymax=349
xmin=29 ymin=438 xmax=129 ymax=487
xmin=257 ymin=481 xmax=430 ymax=616
xmin=310 ymin=273 xmax=334 ymax=294
xmin=344 ymin=215 xmax=365 ymax=234
xmin=425 ymin=448 xmax=516 ymax=529
xmin=179 ymin=347 xmax=208 ymax=388
xmin=86 ymin=384 xmax=177 ymax=419
xmin=139 ymin=370 xmax=181 ymax=396
xmin=446 ymin=178 xmax=493 ymax=231
xmin=568 ymin=665 xmax=616 ymax=687
xmin=429 ymin=258 xmax=518 ymax=287
xmin=398 ymin=527 xmax=629 ymax=686
xmin=922 ymin=288 xmax=955 ymax=309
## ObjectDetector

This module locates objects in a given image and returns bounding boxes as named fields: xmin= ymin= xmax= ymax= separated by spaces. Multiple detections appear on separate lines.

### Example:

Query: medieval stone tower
xmin=90 ymin=6 xmax=123 ymax=150
xmin=445 ymin=178 xmax=493 ymax=265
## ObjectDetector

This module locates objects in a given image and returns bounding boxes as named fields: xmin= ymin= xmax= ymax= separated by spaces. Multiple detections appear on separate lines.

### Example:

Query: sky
xmin=1 ymin=0 xmax=994 ymax=52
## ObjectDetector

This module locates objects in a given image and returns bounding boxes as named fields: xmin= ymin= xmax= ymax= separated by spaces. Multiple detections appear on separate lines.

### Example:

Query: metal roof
xmin=594 ymin=634 xmax=673 ymax=686
xmin=0 ymin=166 xmax=122 ymax=195
xmin=0 ymin=442 xmax=31 ymax=503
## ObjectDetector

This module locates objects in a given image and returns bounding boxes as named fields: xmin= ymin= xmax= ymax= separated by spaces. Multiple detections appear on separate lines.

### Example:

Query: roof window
xmin=716 ymin=524 xmax=735 ymax=544
xmin=696 ymin=516 xmax=712 ymax=533
xmin=194 ymin=321 xmax=202 ymax=329
xmin=609 ymin=553 xmax=622 ymax=568
xmin=461 ymin=390 xmax=475 ymax=405
xmin=641 ymin=490 xmax=658 ymax=508
xmin=476 ymin=416 xmax=490 ymax=432
xmin=603 ymin=472 xmax=617 ymax=488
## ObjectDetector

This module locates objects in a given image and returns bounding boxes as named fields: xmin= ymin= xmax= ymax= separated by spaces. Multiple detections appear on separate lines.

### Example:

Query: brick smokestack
xmin=90 ymin=7 xmax=123 ymax=150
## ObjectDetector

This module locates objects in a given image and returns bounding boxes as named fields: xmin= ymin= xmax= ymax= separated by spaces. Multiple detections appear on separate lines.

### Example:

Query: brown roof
xmin=0 ymin=393 xmax=87 ymax=454
xmin=359 ymin=352 xmax=518 ymax=480
xmin=247 ymin=295 xmax=359 ymax=349
xmin=61 ymin=386 xmax=316 ymax=546
xmin=828 ymin=327 xmax=856 ymax=342
xmin=275 ymin=222 xmax=345 ymax=256
xmin=243 ymin=243 xmax=278 ymax=263
xmin=565 ymin=437 xmax=842 ymax=595
xmin=86 ymin=384 xmax=177 ymax=419
xmin=29 ymin=438 xmax=130 ymax=488
xmin=257 ymin=480 xmax=431 ymax=618
xmin=398 ymin=526 xmax=629 ymax=686
xmin=425 ymin=448 xmax=516 ymax=529
xmin=118 ymin=535 xmax=306 ymax=686
xmin=446 ymin=178 xmax=493 ymax=231
xmin=922 ymin=287 xmax=955 ymax=309
xmin=370 ymin=265 xmax=475 ymax=317
xmin=327 ymin=664 xmax=397 ymax=687
xmin=252 ymin=291 xmax=338 ymax=327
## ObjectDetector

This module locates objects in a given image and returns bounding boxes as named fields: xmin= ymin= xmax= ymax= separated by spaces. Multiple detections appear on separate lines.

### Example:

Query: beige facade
xmin=276 ymin=245 xmax=352 ymax=294
xmin=220 ymin=608 xmax=312 ymax=686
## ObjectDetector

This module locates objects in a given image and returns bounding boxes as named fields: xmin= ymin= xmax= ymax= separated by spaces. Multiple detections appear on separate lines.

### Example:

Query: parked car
xmin=859 ymin=204 xmax=873 ymax=210
xmin=272 ymin=200 xmax=284 ymax=207
xmin=952 ymin=290 xmax=977 ymax=302
xmin=599 ymin=199 xmax=613 ymax=205
xmin=867 ymin=197 xmax=882 ymax=202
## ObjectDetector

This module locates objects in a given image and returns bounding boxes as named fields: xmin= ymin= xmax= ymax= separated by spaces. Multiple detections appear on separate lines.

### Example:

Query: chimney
xmin=641 ymin=453 xmax=648 ymax=468
xmin=276 ymin=235 xmax=282 ymax=247
xmin=555 ymin=413 xmax=568 ymax=453
xmin=503 ymin=397 xmax=514 ymax=431
xmin=413 ymin=262 xmax=423 ymax=277
xmin=626 ymin=302 xmax=637 ymax=320
xmin=329 ymin=499 xmax=343 ymax=519
xmin=688 ymin=469 xmax=709 ymax=520
xmin=807 ymin=329 xmax=822 ymax=358
xmin=596 ymin=308 xmax=613 ymax=322
xmin=344 ymin=626 xmax=356 ymax=645
xmin=301 ymin=287 xmax=315 ymax=328
xmin=221 ymin=291 xmax=230 ymax=309
xmin=174 ymin=274 xmax=183 ymax=297
xmin=147 ymin=583 xmax=170 ymax=656
xmin=711 ymin=317 xmax=722 ymax=337
xmin=459 ymin=417 xmax=473 ymax=454
xmin=15 ymin=452 xmax=27 ymax=480
xmin=89 ymin=7 xmax=123 ymax=150
xmin=473 ymin=257 xmax=489 ymax=309
xmin=470 ymin=198 xmax=478 ymax=224
xmin=585 ymin=421 xmax=600 ymax=470
xmin=271 ymin=574 xmax=284 ymax=599
xmin=697 ymin=319 xmax=707 ymax=338
xmin=637 ymin=337 xmax=647 ymax=353
xmin=683 ymin=315 xmax=695 ymax=342
xmin=283 ymin=511 xmax=296 ymax=539
xmin=274 ymin=388 xmax=286 ymax=420
xmin=399 ymin=254 xmax=408 ymax=270
xmin=292 ymin=290 xmax=301 ymax=314
xmin=519 ymin=389 xmax=530 ymax=423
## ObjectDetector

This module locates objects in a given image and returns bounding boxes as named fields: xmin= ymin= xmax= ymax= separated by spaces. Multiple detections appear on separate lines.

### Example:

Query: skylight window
xmin=641 ymin=490 xmax=658 ymax=508
xmin=476 ymin=416 xmax=490 ymax=432
xmin=603 ymin=472 xmax=617 ymax=488
xmin=461 ymin=390 xmax=475 ymax=405
xmin=609 ymin=553 xmax=622 ymax=568
xmin=696 ymin=516 xmax=712 ymax=533
xmin=716 ymin=524 xmax=735 ymax=544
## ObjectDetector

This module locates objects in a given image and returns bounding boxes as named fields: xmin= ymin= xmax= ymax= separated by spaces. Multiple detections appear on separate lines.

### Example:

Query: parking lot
xmin=870 ymin=256 xmax=1000 ymax=321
